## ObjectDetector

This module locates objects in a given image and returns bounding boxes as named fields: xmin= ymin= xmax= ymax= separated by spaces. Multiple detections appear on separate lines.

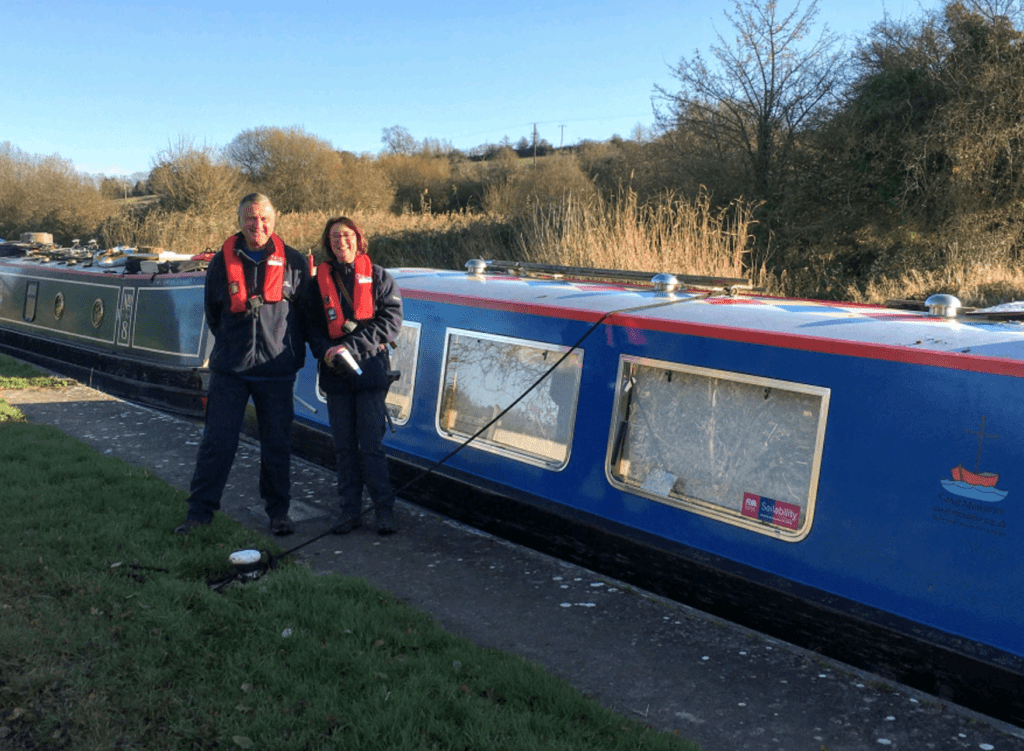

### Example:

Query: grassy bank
xmin=0 ymin=356 xmax=699 ymax=751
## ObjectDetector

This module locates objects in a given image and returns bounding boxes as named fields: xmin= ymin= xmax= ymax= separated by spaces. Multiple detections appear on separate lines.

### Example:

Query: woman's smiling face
xmin=329 ymin=223 xmax=359 ymax=263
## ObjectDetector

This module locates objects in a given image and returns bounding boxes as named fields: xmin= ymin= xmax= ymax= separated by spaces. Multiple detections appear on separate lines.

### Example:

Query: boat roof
xmin=6 ymin=243 xmax=1020 ymax=373
xmin=391 ymin=265 xmax=1024 ymax=373
xmin=0 ymin=244 xmax=205 ymax=277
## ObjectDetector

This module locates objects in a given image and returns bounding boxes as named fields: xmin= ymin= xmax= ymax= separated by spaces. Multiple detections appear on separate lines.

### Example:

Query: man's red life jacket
xmin=222 ymin=234 xmax=286 ymax=314
xmin=317 ymin=254 xmax=375 ymax=339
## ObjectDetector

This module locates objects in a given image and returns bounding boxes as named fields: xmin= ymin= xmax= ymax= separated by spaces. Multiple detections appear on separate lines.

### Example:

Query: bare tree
xmin=380 ymin=125 xmax=418 ymax=156
xmin=963 ymin=0 xmax=1023 ymax=24
xmin=148 ymin=136 xmax=242 ymax=214
xmin=654 ymin=0 xmax=846 ymax=200
xmin=225 ymin=129 xmax=271 ymax=179
xmin=0 ymin=142 xmax=111 ymax=243
xmin=227 ymin=127 xmax=393 ymax=213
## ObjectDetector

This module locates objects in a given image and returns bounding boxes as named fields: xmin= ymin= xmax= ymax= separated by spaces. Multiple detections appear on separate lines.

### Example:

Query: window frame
xmin=605 ymin=355 xmax=830 ymax=541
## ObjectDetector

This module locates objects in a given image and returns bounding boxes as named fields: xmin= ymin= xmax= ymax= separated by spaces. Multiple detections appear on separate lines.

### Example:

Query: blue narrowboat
xmin=295 ymin=260 xmax=1024 ymax=725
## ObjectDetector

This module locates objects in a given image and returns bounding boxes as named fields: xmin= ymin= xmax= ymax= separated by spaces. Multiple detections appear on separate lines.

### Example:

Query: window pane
xmin=386 ymin=322 xmax=420 ymax=424
xmin=438 ymin=330 xmax=583 ymax=468
xmin=609 ymin=357 xmax=829 ymax=540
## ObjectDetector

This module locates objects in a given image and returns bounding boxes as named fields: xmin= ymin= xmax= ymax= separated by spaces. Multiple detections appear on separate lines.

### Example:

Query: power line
xmin=449 ymin=114 xmax=652 ymax=145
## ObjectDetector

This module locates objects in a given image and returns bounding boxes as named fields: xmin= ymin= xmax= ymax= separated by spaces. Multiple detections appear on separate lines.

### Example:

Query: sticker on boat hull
xmin=933 ymin=415 xmax=1010 ymax=536
xmin=939 ymin=416 xmax=1008 ymax=503
xmin=742 ymin=492 xmax=801 ymax=530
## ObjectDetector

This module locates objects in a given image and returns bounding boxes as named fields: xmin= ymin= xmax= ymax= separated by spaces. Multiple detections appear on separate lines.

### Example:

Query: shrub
xmin=483 ymin=153 xmax=597 ymax=217
xmin=227 ymin=127 xmax=393 ymax=213
xmin=379 ymin=153 xmax=456 ymax=213
xmin=0 ymin=142 xmax=112 ymax=245
xmin=147 ymin=136 xmax=243 ymax=215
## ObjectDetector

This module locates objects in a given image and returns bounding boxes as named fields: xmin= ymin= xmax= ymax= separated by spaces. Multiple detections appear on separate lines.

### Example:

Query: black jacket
xmin=204 ymin=233 xmax=310 ymax=378
xmin=304 ymin=258 xmax=403 ymax=393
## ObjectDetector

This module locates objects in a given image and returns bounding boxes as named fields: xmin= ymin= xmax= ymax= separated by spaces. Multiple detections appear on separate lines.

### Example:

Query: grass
xmin=0 ymin=354 xmax=700 ymax=751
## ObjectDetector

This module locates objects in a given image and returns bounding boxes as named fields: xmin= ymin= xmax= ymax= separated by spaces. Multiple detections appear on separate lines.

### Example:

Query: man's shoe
xmin=270 ymin=516 xmax=295 ymax=536
xmin=376 ymin=507 xmax=398 ymax=536
xmin=331 ymin=516 xmax=363 ymax=535
xmin=174 ymin=518 xmax=210 ymax=535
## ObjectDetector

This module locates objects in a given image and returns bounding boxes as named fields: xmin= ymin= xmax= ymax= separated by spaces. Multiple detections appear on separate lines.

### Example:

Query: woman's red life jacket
xmin=317 ymin=254 xmax=375 ymax=339
xmin=222 ymin=234 xmax=286 ymax=314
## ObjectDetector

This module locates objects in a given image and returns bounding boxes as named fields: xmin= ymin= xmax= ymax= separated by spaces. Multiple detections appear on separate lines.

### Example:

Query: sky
xmin=2 ymin=0 xmax=918 ymax=179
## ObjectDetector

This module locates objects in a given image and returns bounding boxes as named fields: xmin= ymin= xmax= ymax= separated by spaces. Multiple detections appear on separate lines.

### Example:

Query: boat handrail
xmin=469 ymin=259 xmax=756 ymax=294
xmin=886 ymin=297 xmax=1024 ymax=321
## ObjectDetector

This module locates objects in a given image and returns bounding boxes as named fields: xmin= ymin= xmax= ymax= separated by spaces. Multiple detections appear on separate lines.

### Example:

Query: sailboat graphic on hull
xmin=940 ymin=416 xmax=1008 ymax=502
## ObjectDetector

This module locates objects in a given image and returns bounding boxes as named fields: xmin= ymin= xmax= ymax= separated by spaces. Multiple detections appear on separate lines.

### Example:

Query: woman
xmin=305 ymin=217 xmax=403 ymax=534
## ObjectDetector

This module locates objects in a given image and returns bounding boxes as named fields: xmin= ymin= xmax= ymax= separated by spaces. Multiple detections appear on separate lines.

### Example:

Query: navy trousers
xmin=186 ymin=370 xmax=295 ymax=523
xmin=326 ymin=389 xmax=394 ymax=515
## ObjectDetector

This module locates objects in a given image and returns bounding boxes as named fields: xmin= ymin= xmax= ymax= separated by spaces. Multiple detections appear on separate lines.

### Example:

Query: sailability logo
xmin=742 ymin=492 xmax=801 ymax=530
xmin=940 ymin=415 xmax=1008 ymax=502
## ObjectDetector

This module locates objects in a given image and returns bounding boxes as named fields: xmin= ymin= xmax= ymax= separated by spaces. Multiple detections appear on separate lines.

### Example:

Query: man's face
xmin=239 ymin=201 xmax=275 ymax=250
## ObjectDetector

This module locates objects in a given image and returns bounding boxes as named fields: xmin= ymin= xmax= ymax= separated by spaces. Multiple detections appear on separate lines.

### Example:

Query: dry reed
xmin=106 ymin=192 xmax=755 ymax=283
xmin=513 ymin=189 xmax=752 ymax=280
xmin=851 ymin=265 xmax=1024 ymax=308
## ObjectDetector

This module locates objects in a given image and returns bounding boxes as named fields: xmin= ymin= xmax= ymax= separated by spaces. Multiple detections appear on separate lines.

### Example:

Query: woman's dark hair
xmin=321 ymin=216 xmax=367 ymax=257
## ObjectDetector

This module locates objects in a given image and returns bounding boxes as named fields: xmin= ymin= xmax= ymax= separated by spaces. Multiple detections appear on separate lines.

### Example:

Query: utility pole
xmin=559 ymin=125 xmax=565 ymax=149
xmin=532 ymin=123 xmax=538 ymax=166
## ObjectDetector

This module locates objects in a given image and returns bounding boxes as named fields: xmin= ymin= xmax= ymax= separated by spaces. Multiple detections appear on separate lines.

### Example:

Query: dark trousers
xmin=326 ymin=389 xmax=394 ymax=515
xmin=186 ymin=370 xmax=295 ymax=523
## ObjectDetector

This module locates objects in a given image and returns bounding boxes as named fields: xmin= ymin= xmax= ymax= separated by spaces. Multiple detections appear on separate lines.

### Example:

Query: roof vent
xmin=465 ymin=259 xmax=487 ymax=276
xmin=925 ymin=293 xmax=962 ymax=318
xmin=652 ymin=273 xmax=679 ymax=293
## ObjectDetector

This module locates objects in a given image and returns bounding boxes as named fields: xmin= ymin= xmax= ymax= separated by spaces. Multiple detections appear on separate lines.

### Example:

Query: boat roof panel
xmin=390 ymin=268 xmax=1024 ymax=370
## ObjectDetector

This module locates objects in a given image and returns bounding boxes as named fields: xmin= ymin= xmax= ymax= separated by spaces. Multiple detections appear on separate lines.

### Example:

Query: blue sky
xmin=3 ymin=0 xmax=916 ymax=178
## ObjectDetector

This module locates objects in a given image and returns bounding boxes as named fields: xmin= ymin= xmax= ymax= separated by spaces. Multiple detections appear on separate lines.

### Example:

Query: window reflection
xmin=608 ymin=356 xmax=829 ymax=540
xmin=386 ymin=322 xmax=421 ymax=424
xmin=438 ymin=329 xmax=583 ymax=469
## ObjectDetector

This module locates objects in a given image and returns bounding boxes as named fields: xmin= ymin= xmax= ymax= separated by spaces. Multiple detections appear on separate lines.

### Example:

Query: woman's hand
xmin=324 ymin=344 xmax=362 ymax=374
xmin=324 ymin=344 xmax=346 ymax=366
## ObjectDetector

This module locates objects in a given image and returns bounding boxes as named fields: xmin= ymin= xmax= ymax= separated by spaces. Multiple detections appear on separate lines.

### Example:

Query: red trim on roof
xmin=402 ymin=288 xmax=1024 ymax=378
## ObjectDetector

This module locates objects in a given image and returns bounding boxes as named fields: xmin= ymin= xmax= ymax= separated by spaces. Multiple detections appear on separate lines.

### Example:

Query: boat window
xmin=385 ymin=322 xmax=421 ymax=425
xmin=437 ymin=329 xmax=583 ymax=469
xmin=607 ymin=356 xmax=829 ymax=541
xmin=23 ymin=281 xmax=38 ymax=322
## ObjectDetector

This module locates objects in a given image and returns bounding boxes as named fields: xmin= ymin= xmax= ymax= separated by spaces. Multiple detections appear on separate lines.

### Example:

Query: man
xmin=174 ymin=194 xmax=310 ymax=536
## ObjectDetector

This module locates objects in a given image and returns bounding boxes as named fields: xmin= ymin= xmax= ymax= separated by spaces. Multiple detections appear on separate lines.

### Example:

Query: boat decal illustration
xmin=939 ymin=415 xmax=1008 ymax=502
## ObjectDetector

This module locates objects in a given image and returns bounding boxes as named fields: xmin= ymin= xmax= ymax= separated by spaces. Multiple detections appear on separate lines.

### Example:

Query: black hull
xmin=0 ymin=329 xmax=208 ymax=418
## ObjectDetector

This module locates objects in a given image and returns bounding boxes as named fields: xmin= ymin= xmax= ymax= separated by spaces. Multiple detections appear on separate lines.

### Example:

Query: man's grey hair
xmin=237 ymin=193 xmax=275 ymax=219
